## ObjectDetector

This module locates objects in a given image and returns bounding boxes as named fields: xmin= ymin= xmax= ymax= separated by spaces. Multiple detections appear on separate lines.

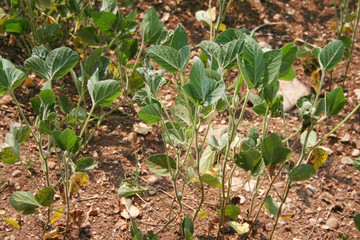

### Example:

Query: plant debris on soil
xmin=1 ymin=0 xmax=360 ymax=239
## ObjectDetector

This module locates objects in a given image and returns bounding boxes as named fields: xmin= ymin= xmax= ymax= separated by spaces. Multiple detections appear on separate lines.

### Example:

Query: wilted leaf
xmin=263 ymin=195 xmax=278 ymax=216
xmin=227 ymin=221 xmax=250 ymax=234
xmin=72 ymin=172 xmax=89 ymax=187
xmin=118 ymin=180 xmax=145 ymax=197
xmin=0 ymin=218 xmax=20 ymax=229
xmin=50 ymin=207 xmax=64 ymax=223
xmin=199 ymin=209 xmax=208 ymax=218
xmin=42 ymin=228 xmax=59 ymax=239
xmin=289 ymin=164 xmax=316 ymax=181
xmin=75 ymin=157 xmax=97 ymax=172
xmin=9 ymin=191 xmax=40 ymax=215
xmin=146 ymin=154 xmax=176 ymax=176
xmin=308 ymin=148 xmax=328 ymax=170
xmin=200 ymin=173 xmax=221 ymax=188
xmin=225 ymin=205 xmax=241 ymax=220
xmin=35 ymin=187 xmax=55 ymax=207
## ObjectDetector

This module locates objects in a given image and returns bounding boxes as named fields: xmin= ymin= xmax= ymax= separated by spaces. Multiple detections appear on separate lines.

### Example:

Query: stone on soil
xmin=148 ymin=175 xmax=163 ymax=184
xmin=278 ymin=78 xmax=311 ymax=112
xmin=341 ymin=133 xmax=350 ymax=143
xmin=352 ymin=149 xmax=360 ymax=157
xmin=325 ymin=217 xmax=340 ymax=229
xmin=134 ymin=123 xmax=152 ymax=135
xmin=48 ymin=161 xmax=57 ymax=170
xmin=354 ymin=89 xmax=360 ymax=100
xmin=11 ymin=170 xmax=22 ymax=178
xmin=340 ymin=156 xmax=353 ymax=165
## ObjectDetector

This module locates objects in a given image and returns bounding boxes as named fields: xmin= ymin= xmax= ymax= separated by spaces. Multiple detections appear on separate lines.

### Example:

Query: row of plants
xmin=0 ymin=0 xmax=360 ymax=239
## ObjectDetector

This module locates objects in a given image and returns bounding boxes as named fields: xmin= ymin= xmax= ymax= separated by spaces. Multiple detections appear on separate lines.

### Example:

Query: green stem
xmin=79 ymin=104 xmax=96 ymax=138
xmin=309 ymin=102 xmax=360 ymax=153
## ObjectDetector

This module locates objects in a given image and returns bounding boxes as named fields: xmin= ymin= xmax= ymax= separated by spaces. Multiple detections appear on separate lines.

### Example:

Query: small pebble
xmin=352 ymin=149 xmax=360 ymax=157
xmin=325 ymin=217 xmax=340 ymax=229
xmin=12 ymin=170 xmax=22 ymax=178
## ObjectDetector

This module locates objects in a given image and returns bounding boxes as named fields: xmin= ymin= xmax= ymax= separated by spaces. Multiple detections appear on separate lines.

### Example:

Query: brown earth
xmin=1 ymin=0 xmax=360 ymax=239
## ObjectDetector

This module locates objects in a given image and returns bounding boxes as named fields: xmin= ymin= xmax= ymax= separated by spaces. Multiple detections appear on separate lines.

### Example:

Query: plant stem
xmin=79 ymin=104 xmax=96 ymax=138
xmin=217 ymin=89 xmax=250 ymax=239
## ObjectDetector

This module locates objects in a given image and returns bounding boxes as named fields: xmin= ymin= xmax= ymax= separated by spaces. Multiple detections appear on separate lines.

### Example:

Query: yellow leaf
xmin=72 ymin=172 xmax=89 ymax=187
xmin=312 ymin=70 xmax=320 ymax=93
xmin=0 ymin=210 xmax=5 ymax=215
xmin=280 ymin=214 xmax=292 ymax=220
xmin=227 ymin=222 xmax=250 ymax=234
xmin=43 ymin=229 xmax=59 ymax=239
xmin=50 ymin=207 xmax=64 ymax=224
xmin=219 ymin=23 xmax=227 ymax=31
xmin=199 ymin=209 xmax=208 ymax=218
xmin=308 ymin=148 xmax=328 ymax=170
xmin=1 ymin=218 xmax=20 ymax=229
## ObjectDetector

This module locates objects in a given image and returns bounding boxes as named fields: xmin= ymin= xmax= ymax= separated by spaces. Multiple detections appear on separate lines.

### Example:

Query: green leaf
xmin=300 ymin=130 xmax=317 ymax=148
xmin=183 ymin=57 xmax=224 ymax=106
xmin=340 ymin=35 xmax=352 ymax=58
xmin=354 ymin=214 xmax=360 ymax=232
xmin=87 ymin=77 xmax=122 ymax=106
xmin=261 ymin=49 xmax=282 ymax=87
xmin=51 ymin=128 xmax=78 ymax=151
xmin=279 ymin=43 xmax=297 ymax=76
xmin=138 ymin=102 xmax=162 ymax=125
xmin=25 ymin=47 xmax=79 ymax=81
xmin=315 ymin=98 xmax=325 ymax=116
xmin=57 ymin=95 xmax=72 ymax=114
xmin=140 ymin=8 xmax=164 ymax=44
xmin=251 ymin=159 xmax=265 ymax=177
xmin=289 ymin=164 xmax=316 ymax=181
xmin=2 ymin=18 xmax=29 ymax=34
xmin=91 ymin=11 xmax=117 ymax=36
xmin=147 ymin=46 xmax=181 ymax=73
xmin=181 ymin=213 xmax=194 ymax=240
xmin=9 ymin=191 xmax=40 ymax=215
xmin=11 ymin=125 xmax=30 ymax=144
xmin=200 ymin=173 xmax=221 ymax=188
xmin=146 ymin=154 xmax=176 ymax=176
xmin=235 ymin=149 xmax=262 ymax=171
xmin=83 ymin=48 xmax=107 ymax=79
xmin=179 ymin=45 xmax=191 ymax=70
xmin=0 ymin=147 xmax=20 ymax=164
xmin=199 ymin=41 xmax=221 ymax=65
xmin=199 ymin=145 xmax=216 ymax=173
xmin=263 ymin=195 xmax=279 ymax=216
xmin=215 ymin=29 xmax=246 ymax=44
xmin=278 ymin=66 xmax=296 ymax=81
xmin=35 ymin=187 xmax=55 ymax=207
xmin=0 ymin=218 xmax=20 ymax=229
xmin=225 ymin=205 xmax=241 ymax=220
xmin=0 ymin=65 xmax=26 ymax=94
xmin=100 ymin=0 xmax=117 ymax=13
xmin=320 ymin=40 xmax=344 ymax=71
xmin=118 ymin=181 xmax=145 ymax=197
xmin=353 ymin=157 xmax=360 ymax=171
xmin=238 ymin=36 xmax=266 ymax=89
xmin=76 ymin=157 xmax=97 ymax=172
xmin=261 ymin=133 xmax=291 ymax=165
xmin=171 ymin=24 xmax=188 ymax=50
xmin=221 ymin=39 xmax=244 ymax=70
xmin=130 ymin=217 xmax=143 ymax=238
xmin=116 ymin=39 xmax=138 ymax=65
xmin=40 ymin=89 xmax=56 ymax=106
xmin=227 ymin=221 xmax=250 ymax=235
xmin=326 ymin=87 xmax=347 ymax=115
